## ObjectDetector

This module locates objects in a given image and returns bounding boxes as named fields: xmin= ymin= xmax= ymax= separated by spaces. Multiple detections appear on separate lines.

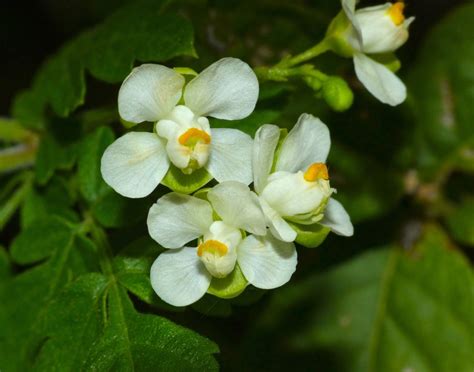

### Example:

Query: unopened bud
xmin=321 ymin=77 xmax=353 ymax=112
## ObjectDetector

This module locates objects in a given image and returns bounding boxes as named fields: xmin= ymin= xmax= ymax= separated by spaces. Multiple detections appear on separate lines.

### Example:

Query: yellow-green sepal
xmin=370 ymin=53 xmax=401 ymax=72
xmin=161 ymin=165 xmax=213 ymax=194
xmin=120 ymin=117 xmax=137 ymax=129
xmin=325 ymin=11 xmax=354 ymax=58
xmin=173 ymin=67 xmax=198 ymax=76
xmin=289 ymin=222 xmax=331 ymax=248
xmin=207 ymin=264 xmax=248 ymax=299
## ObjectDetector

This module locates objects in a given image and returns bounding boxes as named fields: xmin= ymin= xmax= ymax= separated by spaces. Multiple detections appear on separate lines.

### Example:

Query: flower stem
xmin=0 ymin=117 xmax=33 ymax=142
xmin=283 ymin=39 xmax=330 ymax=68
xmin=0 ymin=143 xmax=38 ymax=173
xmin=0 ymin=172 xmax=33 ymax=230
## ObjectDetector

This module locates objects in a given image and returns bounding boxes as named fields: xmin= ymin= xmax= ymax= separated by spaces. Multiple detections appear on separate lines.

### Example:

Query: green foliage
xmin=248 ymin=226 xmax=474 ymax=371
xmin=446 ymin=199 xmax=474 ymax=247
xmin=78 ymin=126 xmax=115 ymax=202
xmin=12 ymin=0 xmax=195 ymax=128
xmin=408 ymin=3 xmax=474 ymax=180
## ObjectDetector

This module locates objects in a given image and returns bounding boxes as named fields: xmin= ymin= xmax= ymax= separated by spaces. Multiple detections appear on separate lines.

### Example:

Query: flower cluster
xmin=97 ymin=0 xmax=413 ymax=306
xmin=101 ymin=56 xmax=353 ymax=306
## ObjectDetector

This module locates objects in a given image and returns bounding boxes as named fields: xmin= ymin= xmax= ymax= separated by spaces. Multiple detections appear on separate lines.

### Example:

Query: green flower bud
xmin=321 ymin=77 xmax=354 ymax=112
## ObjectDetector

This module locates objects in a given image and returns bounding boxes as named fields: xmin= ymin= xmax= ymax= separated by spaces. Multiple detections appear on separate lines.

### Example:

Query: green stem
xmin=89 ymin=223 xmax=115 ymax=276
xmin=0 ymin=172 xmax=33 ymax=230
xmin=283 ymin=39 xmax=330 ymax=68
xmin=0 ymin=117 xmax=33 ymax=142
xmin=0 ymin=143 xmax=38 ymax=173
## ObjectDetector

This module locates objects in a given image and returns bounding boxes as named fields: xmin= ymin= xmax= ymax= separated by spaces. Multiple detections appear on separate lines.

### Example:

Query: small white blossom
xmin=253 ymin=113 xmax=353 ymax=242
xmin=101 ymin=58 xmax=258 ymax=198
xmin=341 ymin=0 xmax=414 ymax=106
xmin=147 ymin=181 xmax=297 ymax=306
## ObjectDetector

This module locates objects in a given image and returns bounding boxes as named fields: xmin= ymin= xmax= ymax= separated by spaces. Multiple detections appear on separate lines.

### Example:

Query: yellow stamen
xmin=388 ymin=2 xmax=405 ymax=26
xmin=304 ymin=163 xmax=329 ymax=182
xmin=197 ymin=239 xmax=228 ymax=257
xmin=178 ymin=128 xmax=211 ymax=147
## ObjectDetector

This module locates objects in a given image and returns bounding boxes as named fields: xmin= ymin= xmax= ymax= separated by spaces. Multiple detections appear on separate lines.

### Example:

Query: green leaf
xmin=445 ymin=198 xmax=474 ymax=246
xmin=33 ymin=273 xmax=219 ymax=371
xmin=92 ymin=189 xmax=150 ymax=228
xmin=0 ymin=217 xmax=99 ymax=370
xmin=0 ymin=246 xmax=11 ymax=280
xmin=290 ymin=222 xmax=330 ymax=248
xmin=161 ymin=165 xmax=213 ymax=195
xmin=208 ymin=264 xmax=248 ymax=299
xmin=253 ymin=225 xmax=474 ymax=371
xmin=35 ymin=135 xmax=77 ymax=184
xmin=113 ymin=236 xmax=177 ymax=310
xmin=78 ymin=126 xmax=115 ymax=202
xmin=12 ymin=0 xmax=195 ymax=127
xmin=20 ymin=176 xmax=79 ymax=228
xmin=408 ymin=3 xmax=474 ymax=179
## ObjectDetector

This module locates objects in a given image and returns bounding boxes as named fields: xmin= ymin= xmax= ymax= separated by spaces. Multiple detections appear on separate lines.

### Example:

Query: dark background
xmin=0 ymin=0 xmax=466 ymax=114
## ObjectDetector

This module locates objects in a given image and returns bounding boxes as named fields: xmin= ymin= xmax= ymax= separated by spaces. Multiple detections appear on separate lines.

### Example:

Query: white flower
xmin=101 ymin=58 xmax=259 ymax=198
xmin=253 ymin=113 xmax=354 ymax=242
xmin=147 ymin=181 xmax=297 ymax=306
xmin=341 ymin=0 xmax=414 ymax=106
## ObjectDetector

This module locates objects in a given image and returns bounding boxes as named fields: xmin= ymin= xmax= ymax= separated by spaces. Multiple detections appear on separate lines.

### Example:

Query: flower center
xmin=388 ymin=2 xmax=405 ymax=26
xmin=304 ymin=163 xmax=329 ymax=182
xmin=178 ymin=128 xmax=211 ymax=147
xmin=197 ymin=239 xmax=228 ymax=257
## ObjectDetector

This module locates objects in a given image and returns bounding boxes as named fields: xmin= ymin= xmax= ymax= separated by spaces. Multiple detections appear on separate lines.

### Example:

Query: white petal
xmin=238 ymin=234 xmax=297 ymax=289
xmin=260 ymin=171 xmax=332 ymax=217
xmin=353 ymin=53 xmax=406 ymax=106
xmin=118 ymin=64 xmax=184 ymax=123
xmin=183 ymin=58 xmax=259 ymax=120
xmin=100 ymin=132 xmax=169 ymax=198
xmin=147 ymin=193 xmax=213 ymax=248
xmin=341 ymin=0 xmax=363 ymax=49
xmin=320 ymin=198 xmax=354 ymax=236
xmin=206 ymin=128 xmax=253 ymax=185
xmin=253 ymin=124 xmax=280 ymax=194
xmin=259 ymin=198 xmax=297 ymax=242
xmin=207 ymin=181 xmax=266 ymax=235
xmin=276 ymin=114 xmax=331 ymax=173
xmin=150 ymin=248 xmax=211 ymax=306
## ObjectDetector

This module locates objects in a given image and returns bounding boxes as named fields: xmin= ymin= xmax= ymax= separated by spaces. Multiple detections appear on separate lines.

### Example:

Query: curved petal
xmin=320 ymin=198 xmax=354 ymax=236
xmin=205 ymin=128 xmax=253 ymax=185
xmin=100 ymin=132 xmax=169 ymax=198
xmin=150 ymin=248 xmax=211 ymax=307
xmin=184 ymin=58 xmax=259 ymax=120
xmin=259 ymin=198 xmax=297 ymax=242
xmin=207 ymin=181 xmax=266 ymax=235
xmin=253 ymin=124 xmax=280 ymax=194
xmin=276 ymin=114 xmax=331 ymax=173
xmin=238 ymin=234 xmax=297 ymax=289
xmin=147 ymin=193 xmax=213 ymax=248
xmin=118 ymin=64 xmax=184 ymax=123
xmin=353 ymin=53 xmax=406 ymax=106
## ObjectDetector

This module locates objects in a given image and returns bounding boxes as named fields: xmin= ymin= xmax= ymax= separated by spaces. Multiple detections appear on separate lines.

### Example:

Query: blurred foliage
xmin=0 ymin=0 xmax=473 ymax=371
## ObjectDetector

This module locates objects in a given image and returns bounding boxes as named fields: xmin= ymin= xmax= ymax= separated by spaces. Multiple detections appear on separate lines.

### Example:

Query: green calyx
xmin=290 ymin=222 xmax=331 ymax=248
xmin=161 ymin=164 xmax=213 ymax=194
xmin=325 ymin=10 xmax=355 ymax=58
xmin=207 ymin=264 xmax=248 ymax=299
